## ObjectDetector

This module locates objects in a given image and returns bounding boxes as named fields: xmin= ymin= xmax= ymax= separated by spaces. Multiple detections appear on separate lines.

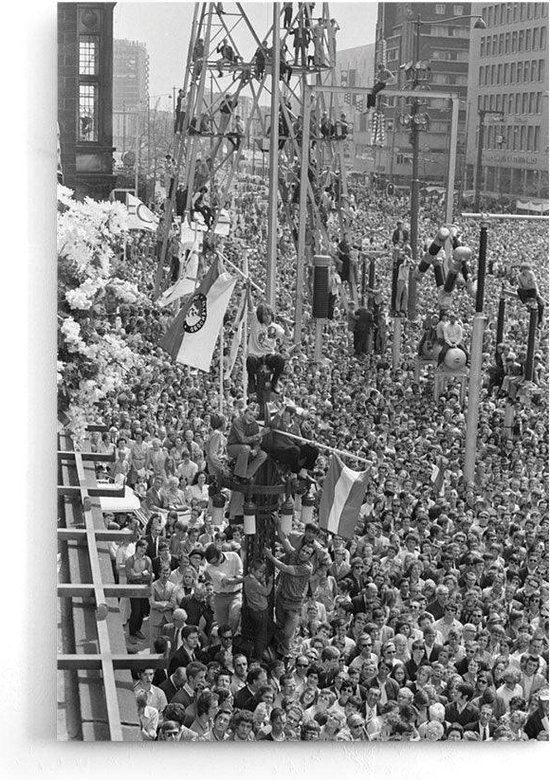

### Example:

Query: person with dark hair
xmin=233 ymin=667 xmax=269 ymax=711
xmin=125 ymin=539 xmax=153 ymax=643
xmin=444 ymin=682 xmax=479 ymax=728
xmin=229 ymin=709 xmax=256 ymax=741
xmin=246 ymin=293 xmax=287 ymax=397
xmin=171 ymin=660 xmax=207 ymax=709
xmin=242 ymin=558 xmax=273 ymax=660
xmin=161 ymin=703 xmax=197 ymax=741
xmin=189 ymin=690 xmax=219 ymax=737
xmin=226 ymin=405 xmax=268 ymax=483
xmin=168 ymin=626 xmax=201 ymax=674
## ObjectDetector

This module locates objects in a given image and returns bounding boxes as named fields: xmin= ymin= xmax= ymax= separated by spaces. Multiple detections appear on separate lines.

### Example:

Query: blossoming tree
xmin=57 ymin=185 xmax=146 ymax=444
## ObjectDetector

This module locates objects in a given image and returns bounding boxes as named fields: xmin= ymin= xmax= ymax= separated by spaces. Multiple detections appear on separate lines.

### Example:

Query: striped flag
xmin=160 ymin=257 xmax=236 ymax=372
xmin=431 ymin=457 xmax=446 ymax=496
xmin=157 ymin=240 xmax=200 ymax=308
xmin=318 ymin=455 xmax=369 ymax=539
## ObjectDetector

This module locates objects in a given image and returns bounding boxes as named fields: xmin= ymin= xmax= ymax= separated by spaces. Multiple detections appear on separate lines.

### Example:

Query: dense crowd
xmin=91 ymin=175 xmax=548 ymax=742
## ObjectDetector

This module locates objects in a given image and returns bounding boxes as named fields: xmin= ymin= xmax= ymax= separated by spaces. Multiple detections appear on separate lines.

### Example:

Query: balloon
xmin=444 ymin=348 xmax=467 ymax=370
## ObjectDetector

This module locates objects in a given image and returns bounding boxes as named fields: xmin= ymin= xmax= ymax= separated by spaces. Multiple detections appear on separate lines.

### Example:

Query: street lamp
xmin=474 ymin=109 xmax=505 ymax=212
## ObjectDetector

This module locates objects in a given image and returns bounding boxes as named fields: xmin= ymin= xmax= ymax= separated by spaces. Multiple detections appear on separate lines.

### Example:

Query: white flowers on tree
xmin=57 ymin=185 xmax=146 ymax=445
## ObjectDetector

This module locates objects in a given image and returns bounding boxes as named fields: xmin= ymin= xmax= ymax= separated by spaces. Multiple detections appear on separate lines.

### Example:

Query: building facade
xmin=333 ymin=45 xmax=376 ymax=174
xmin=112 ymin=39 xmax=150 ymax=154
xmin=58 ymin=3 xmax=116 ymax=199
xmin=374 ymin=2 xmax=472 ymax=190
xmin=464 ymin=2 xmax=549 ymax=205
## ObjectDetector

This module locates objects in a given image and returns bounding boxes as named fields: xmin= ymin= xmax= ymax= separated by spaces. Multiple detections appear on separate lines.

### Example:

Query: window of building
xmin=515 ymin=93 xmax=521 ymax=113
xmin=541 ymin=26 xmax=547 ymax=48
xmin=497 ymin=63 xmax=502 ymax=83
xmin=492 ymin=34 xmax=498 ymax=53
xmin=522 ymin=92 xmax=529 ymax=113
xmin=499 ymin=33 xmax=504 ymax=53
xmin=505 ymin=31 xmax=511 ymax=52
xmin=78 ymin=84 xmax=98 ymax=142
xmin=79 ymin=35 xmax=99 ymax=76
xmin=534 ymin=125 xmax=540 ymax=151
xmin=508 ymin=93 xmax=514 ymax=113
xmin=478 ymin=95 xmax=483 ymax=111
xmin=435 ymin=4 xmax=445 ymax=13
xmin=510 ymin=62 xmax=516 ymax=82
xmin=479 ymin=66 xmax=483 ymax=85
xmin=480 ymin=36 xmax=486 ymax=56
xmin=501 ymin=4 xmax=506 ymax=23
xmin=533 ymin=27 xmax=539 ymax=48
xmin=529 ymin=92 xmax=535 ymax=113
xmin=531 ymin=59 xmax=537 ymax=80
xmin=504 ymin=62 xmax=509 ymax=83
xmin=512 ymin=30 xmax=518 ymax=51
xmin=482 ymin=6 xmax=488 ymax=24
xmin=491 ymin=64 xmax=496 ymax=83
xmin=517 ymin=61 xmax=523 ymax=81
xmin=513 ymin=126 xmax=519 ymax=150
xmin=453 ymin=5 xmax=464 ymax=15
xmin=539 ymin=58 xmax=545 ymax=81
xmin=506 ymin=125 xmax=513 ymax=147
xmin=488 ymin=5 xmax=493 ymax=25
xmin=519 ymin=29 xmax=524 ymax=50
xmin=543 ymin=3 xmax=548 ymax=17
xmin=526 ymin=28 xmax=531 ymax=50
xmin=536 ymin=91 xmax=542 ymax=113
xmin=526 ymin=125 xmax=533 ymax=150
xmin=520 ymin=3 xmax=525 ymax=20
xmin=489 ymin=93 xmax=495 ymax=110
xmin=496 ymin=94 xmax=502 ymax=111
xmin=527 ymin=3 xmax=533 ymax=18
xmin=506 ymin=3 xmax=512 ymax=23
xmin=520 ymin=125 xmax=526 ymax=149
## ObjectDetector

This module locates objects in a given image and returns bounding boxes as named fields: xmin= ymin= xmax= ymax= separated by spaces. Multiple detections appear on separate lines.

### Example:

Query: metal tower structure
xmin=153 ymin=1 xmax=344 ymax=305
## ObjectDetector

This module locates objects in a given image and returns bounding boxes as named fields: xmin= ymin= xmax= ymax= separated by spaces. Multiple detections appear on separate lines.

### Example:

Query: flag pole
xmin=242 ymin=251 xmax=249 ymax=401
xmin=268 ymin=428 xmax=372 ymax=465
xmin=219 ymin=324 xmax=224 ymax=414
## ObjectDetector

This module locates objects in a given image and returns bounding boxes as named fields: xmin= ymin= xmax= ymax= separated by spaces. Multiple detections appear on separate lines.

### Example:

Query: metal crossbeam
xmin=58 ymin=654 xmax=166 ymax=671
xmin=58 ymin=584 xmax=151 ymax=598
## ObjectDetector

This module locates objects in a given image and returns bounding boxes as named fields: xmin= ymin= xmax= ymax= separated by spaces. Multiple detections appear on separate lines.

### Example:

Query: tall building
xmin=464 ymin=2 xmax=549 ymax=205
xmin=335 ymin=44 xmax=376 ymax=173
xmin=374 ymin=2 xmax=472 ymax=190
xmin=112 ymin=39 xmax=150 ymax=154
xmin=57 ymin=3 xmax=116 ymax=199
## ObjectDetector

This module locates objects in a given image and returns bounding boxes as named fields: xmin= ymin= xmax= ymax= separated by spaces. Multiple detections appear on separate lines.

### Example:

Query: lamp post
xmin=474 ymin=109 xmax=504 ymax=212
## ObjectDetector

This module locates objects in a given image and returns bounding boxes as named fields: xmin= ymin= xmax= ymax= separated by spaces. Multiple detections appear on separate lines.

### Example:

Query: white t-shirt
xmin=248 ymin=314 xmax=284 ymax=358
xmin=205 ymin=551 xmax=243 ymax=594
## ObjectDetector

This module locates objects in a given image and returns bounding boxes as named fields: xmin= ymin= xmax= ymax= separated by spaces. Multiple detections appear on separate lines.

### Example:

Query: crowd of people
xmin=87 ymin=160 xmax=549 ymax=743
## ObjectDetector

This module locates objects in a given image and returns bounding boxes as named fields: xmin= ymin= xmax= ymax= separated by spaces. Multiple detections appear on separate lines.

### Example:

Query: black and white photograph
xmin=53 ymin=0 xmax=549 ymax=748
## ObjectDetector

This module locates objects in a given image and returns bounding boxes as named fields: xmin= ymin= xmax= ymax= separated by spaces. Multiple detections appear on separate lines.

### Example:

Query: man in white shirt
xmin=204 ymin=544 xmax=243 ymax=633
xmin=438 ymin=312 xmax=468 ymax=367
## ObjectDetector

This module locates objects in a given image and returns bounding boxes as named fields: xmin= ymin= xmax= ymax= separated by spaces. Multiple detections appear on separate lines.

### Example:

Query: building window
xmin=515 ymin=93 xmax=521 ymax=113
xmin=496 ymin=94 xmax=502 ymax=111
xmin=480 ymin=36 xmax=486 ymax=56
xmin=478 ymin=66 xmax=483 ymax=85
xmin=539 ymin=58 xmax=545 ymax=81
xmin=79 ymin=35 xmax=99 ymax=76
xmin=510 ymin=62 xmax=516 ymax=82
xmin=505 ymin=32 xmax=510 ymax=52
xmin=541 ymin=26 xmax=547 ymax=48
xmin=491 ymin=64 xmax=496 ymax=83
xmin=536 ymin=91 xmax=542 ymax=113
xmin=527 ymin=3 xmax=533 ymax=18
xmin=543 ymin=3 xmax=548 ymax=17
xmin=520 ymin=125 xmax=526 ymax=150
xmin=497 ymin=63 xmax=502 ymax=83
xmin=534 ymin=125 xmax=540 ymax=151
xmin=529 ymin=92 xmax=535 ymax=113
xmin=526 ymin=28 xmax=531 ymax=50
xmin=435 ymin=4 xmax=445 ymax=14
xmin=517 ymin=61 xmax=523 ymax=82
xmin=533 ymin=27 xmax=539 ymax=48
xmin=508 ymin=93 xmax=514 ymax=113
xmin=499 ymin=33 xmax=504 ymax=53
xmin=507 ymin=3 xmax=513 ymax=23
xmin=519 ymin=29 xmax=524 ymax=50
xmin=453 ymin=5 xmax=463 ymax=15
xmin=520 ymin=3 xmax=525 ymax=20
xmin=79 ymin=84 xmax=98 ymax=142
xmin=503 ymin=62 xmax=509 ymax=83
xmin=522 ymin=92 xmax=529 ymax=113
xmin=531 ymin=59 xmax=537 ymax=80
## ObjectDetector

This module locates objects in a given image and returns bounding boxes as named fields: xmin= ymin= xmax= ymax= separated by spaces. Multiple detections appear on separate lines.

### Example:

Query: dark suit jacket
xmin=159 ymin=673 xmax=184 ymax=703
xmin=233 ymin=685 xmax=257 ymax=712
xmin=525 ymin=710 xmax=547 ymax=740
xmin=366 ymin=676 xmax=399 ymax=701
xmin=423 ymin=642 xmax=443 ymax=663
xmin=168 ymin=645 xmax=197 ymax=676
xmin=426 ymin=599 xmax=447 ymax=620
xmin=445 ymin=701 xmax=480 ymax=728
xmin=180 ymin=595 xmax=214 ymax=637
xmin=143 ymin=533 xmax=163 ymax=561
xmin=392 ymin=227 xmax=409 ymax=245
xmin=464 ymin=718 xmax=497 ymax=740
